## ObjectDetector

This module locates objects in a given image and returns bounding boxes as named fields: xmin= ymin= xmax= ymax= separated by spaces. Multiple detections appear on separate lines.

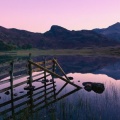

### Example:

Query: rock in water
xmin=5 ymin=91 xmax=10 ymax=95
xmin=14 ymin=93 xmax=18 ymax=96
xmin=68 ymin=77 xmax=73 ymax=80
xmin=24 ymin=86 xmax=35 ymax=90
xmin=84 ymin=84 xmax=92 ymax=92
xmin=19 ymin=91 xmax=24 ymax=93
xmin=83 ymin=82 xmax=105 ymax=94
xmin=50 ymin=79 xmax=54 ymax=82
xmin=92 ymin=83 xmax=105 ymax=94
xmin=41 ymin=79 xmax=49 ymax=83
xmin=82 ymin=82 xmax=92 ymax=86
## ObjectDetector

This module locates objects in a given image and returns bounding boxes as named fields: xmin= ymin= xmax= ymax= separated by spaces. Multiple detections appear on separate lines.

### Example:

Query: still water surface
xmin=0 ymin=55 xmax=120 ymax=120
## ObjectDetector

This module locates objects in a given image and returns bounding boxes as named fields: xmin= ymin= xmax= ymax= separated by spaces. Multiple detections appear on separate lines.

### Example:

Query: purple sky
xmin=0 ymin=0 xmax=120 ymax=33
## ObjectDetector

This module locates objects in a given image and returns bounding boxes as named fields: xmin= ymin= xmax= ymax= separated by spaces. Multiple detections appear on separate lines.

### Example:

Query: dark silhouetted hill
xmin=44 ymin=25 xmax=118 ymax=48
xmin=93 ymin=22 xmax=120 ymax=42
xmin=0 ymin=24 xmax=119 ymax=51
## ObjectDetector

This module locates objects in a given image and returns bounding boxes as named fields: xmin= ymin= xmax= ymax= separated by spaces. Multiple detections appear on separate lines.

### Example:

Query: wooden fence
xmin=0 ymin=53 xmax=81 ymax=119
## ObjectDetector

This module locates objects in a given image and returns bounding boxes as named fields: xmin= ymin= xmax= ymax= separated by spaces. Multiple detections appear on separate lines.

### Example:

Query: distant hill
xmin=93 ymin=22 xmax=120 ymax=42
xmin=0 ymin=24 xmax=119 ymax=51
xmin=0 ymin=26 xmax=47 ymax=49
xmin=44 ymin=25 xmax=118 ymax=49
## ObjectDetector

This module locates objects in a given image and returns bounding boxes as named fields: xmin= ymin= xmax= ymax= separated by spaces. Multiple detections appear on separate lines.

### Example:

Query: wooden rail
xmin=29 ymin=60 xmax=80 ymax=88
xmin=0 ymin=53 xmax=81 ymax=92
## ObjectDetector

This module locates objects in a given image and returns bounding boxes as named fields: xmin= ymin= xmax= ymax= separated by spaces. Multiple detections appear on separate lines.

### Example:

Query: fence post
xmin=52 ymin=58 xmax=56 ymax=99
xmin=28 ymin=53 xmax=33 ymax=88
xmin=10 ymin=61 xmax=14 ymax=96
xmin=43 ymin=56 xmax=47 ymax=103
xmin=10 ymin=60 xmax=15 ymax=118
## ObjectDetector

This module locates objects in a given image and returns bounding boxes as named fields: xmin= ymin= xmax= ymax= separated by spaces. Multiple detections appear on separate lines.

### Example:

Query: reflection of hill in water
xmin=55 ymin=56 xmax=120 ymax=80
xmin=0 ymin=55 xmax=28 ymax=63
xmin=94 ymin=62 xmax=120 ymax=80
xmin=1 ymin=55 xmax=120 ymax=80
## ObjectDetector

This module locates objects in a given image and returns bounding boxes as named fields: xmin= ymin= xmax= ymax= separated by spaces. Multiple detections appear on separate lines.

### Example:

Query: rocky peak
xmin=50 ymin=25 xmax=69 ymax=33
xmin=107 ymin=22 xmax=120 ymax=31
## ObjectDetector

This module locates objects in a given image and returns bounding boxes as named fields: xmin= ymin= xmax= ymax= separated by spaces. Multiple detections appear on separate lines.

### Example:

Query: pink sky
xmin=0 ymin=0 xmax=120 ymax=33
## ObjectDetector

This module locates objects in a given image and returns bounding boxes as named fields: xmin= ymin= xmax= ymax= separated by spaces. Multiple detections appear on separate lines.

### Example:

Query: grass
xmin=0 ymin=81 xmax=120 ymax=120
xmin=1 ymin=46 xmax=120 ymax=57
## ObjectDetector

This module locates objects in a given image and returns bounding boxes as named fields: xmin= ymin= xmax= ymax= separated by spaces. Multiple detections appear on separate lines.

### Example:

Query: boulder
xmin=19 ymin=91 xmax=24 ymax=93
xmin=14 ymin=93 xmax=18 ymax=96
xmin=92 ymin=83 xmax=105 ymax=94
xmin=5 ymin=91 xmax=10 ymax=95
xmin=68 ymin=77 xmax=73 ymax=80
xmin=83 ymin=82 xmax=105 ymax=94
xmin=50 ymin=79 xmax=54 ymax=82
xmin=41 ymin=79 xmax=49 ymax=83
xmin=84 ymin=84 xmax=92 ymax=92
xmin=82 ymin=82 xmax=92 ymax=86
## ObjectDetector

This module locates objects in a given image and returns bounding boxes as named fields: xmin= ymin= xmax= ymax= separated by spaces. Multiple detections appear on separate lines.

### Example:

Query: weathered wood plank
xmin=53 ymin=59 xmax=70 ymax=80
xmin=29 ymin=60 xmax=81 ymax=89
xmin=32 ymin=64 xmax=53 ymax=72
xmin=34 ymin=61 xmax=44 ymax=66
xmin=28 ymin=53 xmax=33 ymax=87
xmin=32 ymin=68 xmax=43 ymax=72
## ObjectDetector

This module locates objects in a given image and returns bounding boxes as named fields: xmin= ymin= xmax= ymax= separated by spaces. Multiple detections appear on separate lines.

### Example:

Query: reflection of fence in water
xmin=0 ymin=55 xmax=54 ymax=93
xmin=0 ymin=80 xmax=56 ymax=119
xmin=0 ymin=80 xmax=80 ymax=119
xmin=0 ymin=56 xmax=56 ymax=119
xmin=0 ymin=54 xmax=81 ymax=119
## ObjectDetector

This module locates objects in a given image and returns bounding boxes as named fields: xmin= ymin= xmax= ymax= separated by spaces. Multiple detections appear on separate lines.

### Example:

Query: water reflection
xmin=54 ymin=55 xmax=120 ymax=80
xmin=0 ymin=74 xmax=80 ymax=120
xmin=1 ymin=55 xmax=120 ymax=119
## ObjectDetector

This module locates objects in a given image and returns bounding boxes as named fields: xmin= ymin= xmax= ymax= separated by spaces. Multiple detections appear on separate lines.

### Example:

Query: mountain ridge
xmin=93 ymin=22 xmax=120 ymax=42
xmin=0 ymin=23 xmax=120 ymax=51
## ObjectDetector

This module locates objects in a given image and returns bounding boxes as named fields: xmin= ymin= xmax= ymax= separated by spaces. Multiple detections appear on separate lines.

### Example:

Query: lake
xmin=0 ymin=55 xmax=120 ymax=120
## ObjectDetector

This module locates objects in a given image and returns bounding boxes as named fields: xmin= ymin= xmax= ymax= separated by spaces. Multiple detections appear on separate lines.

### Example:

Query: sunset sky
xmin=0 ymin=0 xmax=120 ymax=33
